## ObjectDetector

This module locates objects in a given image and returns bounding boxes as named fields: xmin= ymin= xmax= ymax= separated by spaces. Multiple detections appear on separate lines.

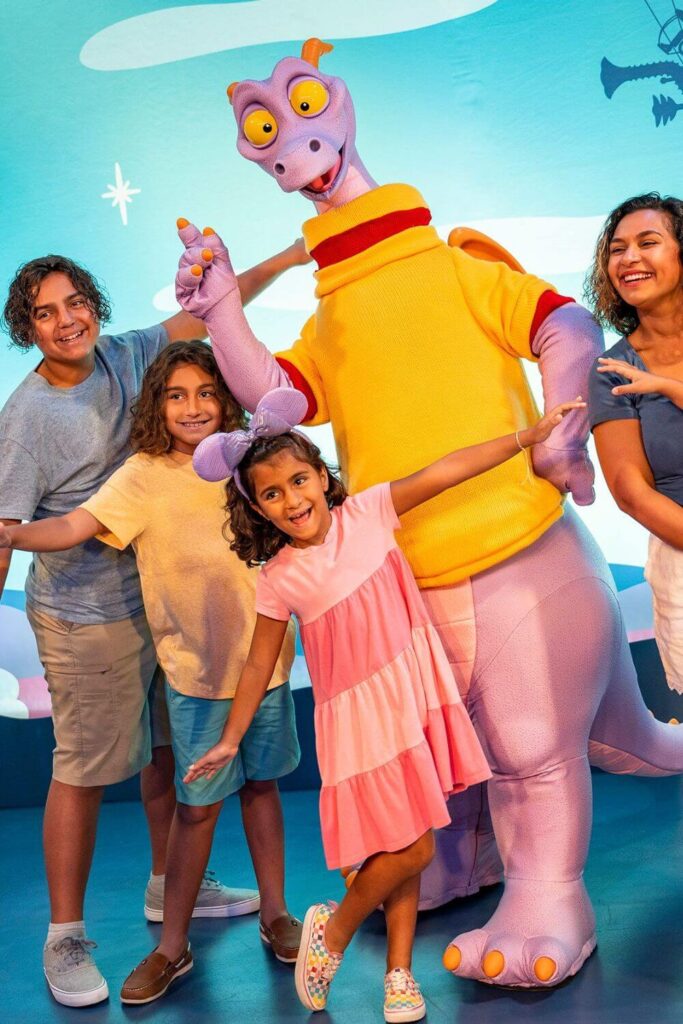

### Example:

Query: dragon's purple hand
xmin=530 ymin=303 xmax=602 ymax=507
xmin=531 ymin=444 xmax=596 ymax=506
xmin=175 ymin=220 xmax=239 ymax=320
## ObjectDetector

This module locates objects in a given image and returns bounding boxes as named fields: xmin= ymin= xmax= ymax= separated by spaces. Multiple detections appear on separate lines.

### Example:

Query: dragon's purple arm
xmin=175 ymin=222 xmax=292 ymax=412
xmin=530 ymin=303 xmax=604 ymax=506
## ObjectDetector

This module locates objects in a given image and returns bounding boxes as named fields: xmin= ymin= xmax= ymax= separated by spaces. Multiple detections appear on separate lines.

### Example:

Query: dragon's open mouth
xmin=303 ymin=149 xmax=343 ymax=194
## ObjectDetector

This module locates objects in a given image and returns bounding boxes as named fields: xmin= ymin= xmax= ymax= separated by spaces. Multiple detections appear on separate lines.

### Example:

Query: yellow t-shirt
xmin=278 ymin=183 xmax=563 ymax=587
xmin=82 ymin=452 xmax=294 ymax=699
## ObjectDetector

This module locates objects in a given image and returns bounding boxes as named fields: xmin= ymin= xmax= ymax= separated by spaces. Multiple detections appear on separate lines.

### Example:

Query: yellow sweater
xmin=278 ymin=184 xmax=563 ymax=588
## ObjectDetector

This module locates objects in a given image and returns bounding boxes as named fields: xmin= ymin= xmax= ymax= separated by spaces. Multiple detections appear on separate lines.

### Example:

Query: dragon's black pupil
xmin=263 ymin=123 xmax=272 ymax=133
xmin=300 ymin=101 xmax=310 ymax=111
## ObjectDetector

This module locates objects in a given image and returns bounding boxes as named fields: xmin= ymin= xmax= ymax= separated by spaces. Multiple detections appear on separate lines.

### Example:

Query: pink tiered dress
xmin=255 ymin=484 xmax=491 ymax=869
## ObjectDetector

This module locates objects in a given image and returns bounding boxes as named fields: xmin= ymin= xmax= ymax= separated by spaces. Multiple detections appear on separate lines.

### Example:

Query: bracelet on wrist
xmin=515 ymin=430 xmax=528 ymax=452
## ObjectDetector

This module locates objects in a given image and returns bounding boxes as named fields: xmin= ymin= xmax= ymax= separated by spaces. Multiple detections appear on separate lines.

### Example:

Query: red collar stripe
xmin=310 ymin=206 xmax=432 ymax=269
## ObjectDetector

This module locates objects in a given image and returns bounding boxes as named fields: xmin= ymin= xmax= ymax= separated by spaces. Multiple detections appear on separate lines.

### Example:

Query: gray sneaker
xmin=43 ymin=935 xmax=109 ymax=1007
xmin=144 ymin=869 xmax=261 ymax=922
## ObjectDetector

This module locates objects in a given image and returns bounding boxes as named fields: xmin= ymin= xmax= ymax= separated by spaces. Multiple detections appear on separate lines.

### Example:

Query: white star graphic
xmin=101 ymin=162 xmax=141 ymax=226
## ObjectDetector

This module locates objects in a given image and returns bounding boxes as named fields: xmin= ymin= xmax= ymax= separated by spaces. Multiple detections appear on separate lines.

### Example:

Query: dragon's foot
xmin=442 ymin=877 xmax=596 ymax=988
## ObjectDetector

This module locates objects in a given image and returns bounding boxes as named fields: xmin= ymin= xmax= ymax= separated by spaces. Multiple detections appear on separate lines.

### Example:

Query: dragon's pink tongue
xmin=307 ymin=154 xmax=343 ymax=193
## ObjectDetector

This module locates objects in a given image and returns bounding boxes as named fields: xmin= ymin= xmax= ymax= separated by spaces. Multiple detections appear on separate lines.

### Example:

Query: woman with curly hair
xmin=0 ymin=241 xmax=308 ymax=1006
xmin=0 ymin=342 xmax=302 ymax=1005
xmin=586 ymin=193 xmax=683 ymax=693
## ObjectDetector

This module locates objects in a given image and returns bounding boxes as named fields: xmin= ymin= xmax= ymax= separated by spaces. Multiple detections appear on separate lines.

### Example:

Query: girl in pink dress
xmin=184 ymin=388 xmax=584 ymax=1023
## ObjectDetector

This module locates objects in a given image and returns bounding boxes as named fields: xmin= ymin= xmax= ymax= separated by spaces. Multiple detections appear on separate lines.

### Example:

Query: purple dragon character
xmin=174 ymin=38 xmax=683 ymax=989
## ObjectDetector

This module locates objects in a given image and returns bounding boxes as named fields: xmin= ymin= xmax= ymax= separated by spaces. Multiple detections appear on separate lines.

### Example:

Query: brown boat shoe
xmin=120 ymin=945 xmax=193 ymax=1005
xmin=259 ymin=913 xmax=304 ymax=963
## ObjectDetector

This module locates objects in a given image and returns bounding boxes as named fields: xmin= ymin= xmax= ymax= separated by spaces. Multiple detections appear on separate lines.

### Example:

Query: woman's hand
xmin=519 ymin=398 xmax=586 ymax=448
xmin=183 ymin=739 xmax=239 ymax=784
xmin=598 ymin=357 xmax=683 ymax=408
xmin=597 ymin=357 xmax=667 ymax=396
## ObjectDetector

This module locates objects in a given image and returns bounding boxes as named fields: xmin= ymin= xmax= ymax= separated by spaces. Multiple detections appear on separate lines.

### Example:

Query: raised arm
xmin=175 ymin=221 xmax=298 ymax=410
xmin=0 ymin=509 xmax=102 ymax=553
xmin=531 ymin=303 xmax=604 ymax=505
xmin=235 ymin=237 xmax=310 ymax=305
xmin=391 ymin=400 xmax=584 ymax=517
xmin=593 ymin=419 xmax=683 ymax=549
xmin=183 ymin=613 xmax=290 ymax=783
xmin=164 ymin=235 xmax=310 ymax=344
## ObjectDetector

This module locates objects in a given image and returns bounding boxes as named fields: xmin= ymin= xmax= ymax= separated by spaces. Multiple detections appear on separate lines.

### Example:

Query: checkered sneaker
xmin=294 ymin=903 xmax=343 ymax=1011
xmin=384 ymin=967 xmax=426 ymax=1023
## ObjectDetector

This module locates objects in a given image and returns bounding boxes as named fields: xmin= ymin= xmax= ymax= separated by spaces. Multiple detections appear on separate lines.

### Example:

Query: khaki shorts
xmin=27 ymin=605 xmax=159 ymax=787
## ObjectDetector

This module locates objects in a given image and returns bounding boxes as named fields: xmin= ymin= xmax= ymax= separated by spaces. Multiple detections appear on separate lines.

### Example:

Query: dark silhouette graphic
xmin=602 ymin=6 xmax=683 ymax=125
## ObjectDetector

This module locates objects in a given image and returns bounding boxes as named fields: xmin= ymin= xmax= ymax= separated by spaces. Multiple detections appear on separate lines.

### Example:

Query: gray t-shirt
xmin=0 ymin=325 xmax=168 ymax=622
xmin=588 ymin=335 xmax=683 ymax=506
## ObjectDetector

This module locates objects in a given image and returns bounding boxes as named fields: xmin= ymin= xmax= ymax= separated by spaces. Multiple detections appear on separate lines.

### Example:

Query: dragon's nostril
xmin=309 ymin=139 xmax=321 ymax=152
xmin=274 ymin=163 xmax=285 ymax=175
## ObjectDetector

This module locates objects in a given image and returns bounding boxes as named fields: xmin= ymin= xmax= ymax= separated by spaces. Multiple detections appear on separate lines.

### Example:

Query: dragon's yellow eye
xmin=242 ymin=109 xmax=278 ymax=147
xmin=289 ymin=79 xmax=329 ymax=117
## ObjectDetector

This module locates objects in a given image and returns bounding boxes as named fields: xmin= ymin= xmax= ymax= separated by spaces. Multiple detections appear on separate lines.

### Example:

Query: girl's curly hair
xmin=227 ymin=432 xmax=347 ymax=566
xmin=584 ymin=192 xmax=683 ymax=336
xmin=2 ymin=255 xmax=112 ymax=350
xmin=129 ymin=341 xmax=246 ymax=455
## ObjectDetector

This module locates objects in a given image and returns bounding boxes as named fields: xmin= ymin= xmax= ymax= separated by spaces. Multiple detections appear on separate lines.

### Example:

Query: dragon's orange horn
xmin=227 ymin=81 xmax=239 ymax=104
xmin=301 ymin=38 xmax=333 ymax=68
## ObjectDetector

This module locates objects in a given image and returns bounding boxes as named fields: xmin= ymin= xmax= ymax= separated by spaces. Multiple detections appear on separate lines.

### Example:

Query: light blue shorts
xmin=166 ymin=681 xmax=300 ymax=806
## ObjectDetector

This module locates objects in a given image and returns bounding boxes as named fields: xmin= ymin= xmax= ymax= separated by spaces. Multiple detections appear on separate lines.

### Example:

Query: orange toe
xmin=442 ymin=945 xmax=461 ymax=972
xmin=202 ymin=226 xmax=216 ymax=236
xmin=190 ymin=265 xmax=203 ymax=278
xmin=534 ymin=956 xmax=556 ymax=983
xmin=177 ymin=217 xmax=189 ymax=229
xmin=201 ymin=248 xmax=214 ymax=262
xmin=482 ymin=950 xmax=505 ymax=979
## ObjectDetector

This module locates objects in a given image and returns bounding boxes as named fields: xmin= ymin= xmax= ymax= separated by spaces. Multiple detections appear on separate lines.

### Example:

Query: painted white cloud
xmin=153 ymin=285 xmax=181 ymax=314
xmin=436 ymin=215 xmax=605 ymax=277
xmin=80 ymin=0 xmax=498 ymax=71
xmin=0 ymin=668 xmax=28 ymax=720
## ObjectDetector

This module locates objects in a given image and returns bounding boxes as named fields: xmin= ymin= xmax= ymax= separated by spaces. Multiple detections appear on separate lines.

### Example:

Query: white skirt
xmin=644 ymin=533 xmax=683 ymax=694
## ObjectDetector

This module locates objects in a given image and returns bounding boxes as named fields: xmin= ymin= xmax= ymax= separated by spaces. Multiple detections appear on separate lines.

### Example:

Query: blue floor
xmin=2 ymin=772 xmax=683 ymax=1024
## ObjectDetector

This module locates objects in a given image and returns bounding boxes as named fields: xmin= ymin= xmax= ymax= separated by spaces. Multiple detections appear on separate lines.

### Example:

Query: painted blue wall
xmin=1 ymin=2 xmax=681 ymax=744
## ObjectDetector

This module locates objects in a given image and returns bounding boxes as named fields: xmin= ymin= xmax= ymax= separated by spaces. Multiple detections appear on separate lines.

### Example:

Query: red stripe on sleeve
xmin=276 ymin=357 xmax=318 ymax=421
xmin=530 ymin=291 xmax=575 ymax=342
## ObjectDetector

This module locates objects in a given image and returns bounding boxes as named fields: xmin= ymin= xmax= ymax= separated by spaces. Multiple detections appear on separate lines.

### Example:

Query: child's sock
xmin=46 ymin=920 xmax=85 ymax=946
xmin=147 ymin=872 xmax=165 ymax=892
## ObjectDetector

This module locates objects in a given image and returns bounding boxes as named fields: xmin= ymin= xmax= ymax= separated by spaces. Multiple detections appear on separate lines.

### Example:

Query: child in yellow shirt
xmin=0 ymin=342 xmax=301 ymax=1005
